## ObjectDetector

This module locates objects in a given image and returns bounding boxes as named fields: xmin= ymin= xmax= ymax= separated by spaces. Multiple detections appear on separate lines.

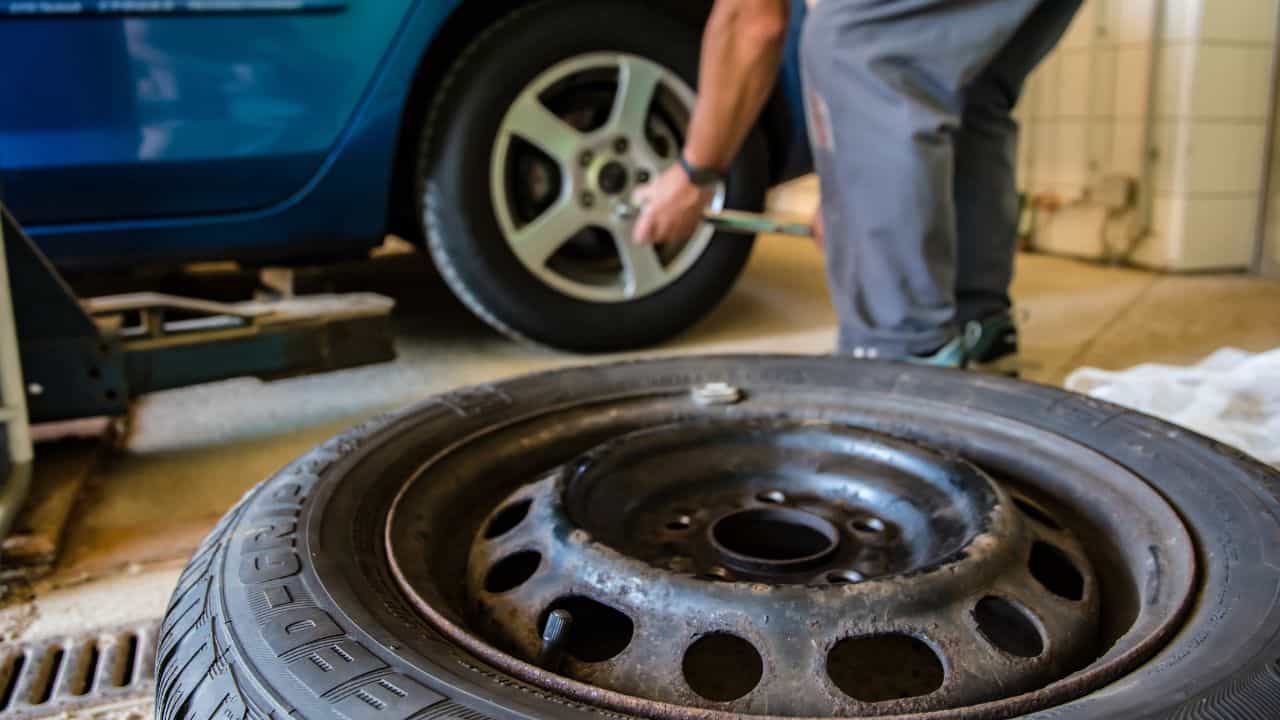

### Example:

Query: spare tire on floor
xmin=157 ymin=357 xmax=1280 ymax=720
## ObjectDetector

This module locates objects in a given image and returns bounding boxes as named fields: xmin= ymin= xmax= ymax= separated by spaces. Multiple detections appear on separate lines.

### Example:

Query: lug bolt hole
xmin=579 ymin=151 xmax=594 ymax=168
xmin=756 ymin=490 xmax=786 ymax=504
xmin=684 ymin=633 xmax=762 ymax=702
xmin=484 ymin=499 xmax=532 ymax=539
xmin=484 ymin=551 xmax=541 ymax=594
xmin=613 ymin=137 xmax=629 ymax=154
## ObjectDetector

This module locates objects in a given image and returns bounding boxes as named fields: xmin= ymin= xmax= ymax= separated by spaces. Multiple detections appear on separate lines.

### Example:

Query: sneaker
xmin=963 ymin=312 xmax=1020 ymax=376
xmin=905 ymin=335 xmax=968 ymax=369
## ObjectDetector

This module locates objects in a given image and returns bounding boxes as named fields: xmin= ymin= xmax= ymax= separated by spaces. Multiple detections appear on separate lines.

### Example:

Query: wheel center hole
xmin=710 ymin=508 xmax=838 ymax=565
xmin=597 ymin=161 xmax=629 ymax=195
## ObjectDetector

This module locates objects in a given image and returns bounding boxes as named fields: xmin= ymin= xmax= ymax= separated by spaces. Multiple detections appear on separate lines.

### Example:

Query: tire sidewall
xmin=205 ymin=358 xmax=1280 ymax=720
xmin=419 ymin=1 xmax=765 ymax=352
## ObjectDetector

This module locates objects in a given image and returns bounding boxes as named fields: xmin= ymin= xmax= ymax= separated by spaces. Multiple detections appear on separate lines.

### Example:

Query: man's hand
xmin=631 ymin=0 xmax=787 ymax=244
xmin=632 ymin=164 xmax=715 ymax=245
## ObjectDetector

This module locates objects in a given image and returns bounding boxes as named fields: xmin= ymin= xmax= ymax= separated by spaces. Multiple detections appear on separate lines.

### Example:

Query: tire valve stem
xmin=538 ymin=609 xmax=573 ymax=672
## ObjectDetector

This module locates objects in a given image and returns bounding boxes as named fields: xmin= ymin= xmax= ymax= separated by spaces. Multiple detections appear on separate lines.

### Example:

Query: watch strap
xmin=678 ymin=154 xmax=727 ymax=187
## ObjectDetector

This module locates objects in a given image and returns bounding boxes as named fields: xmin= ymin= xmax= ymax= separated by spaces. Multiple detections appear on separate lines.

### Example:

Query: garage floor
xmin=3 ymin=209 xmax=1280 ymax=714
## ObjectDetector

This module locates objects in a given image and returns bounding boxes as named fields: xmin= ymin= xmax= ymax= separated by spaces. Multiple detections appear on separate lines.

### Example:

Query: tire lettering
xmin=262 ymin=607 xmax=343 ymax=655
xmin=240 ymin=546 xmax=301 ymax=584
xmin=241 ymin=465 xmax=455 ymax=717
xmin=246 ymin=521 xmax=298 ymax=551
xmin=262 ymin=583 xmax=293 ymax=609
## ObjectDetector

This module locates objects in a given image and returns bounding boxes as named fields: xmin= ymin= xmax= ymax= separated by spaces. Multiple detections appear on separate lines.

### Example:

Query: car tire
xmin=417 ymin=1 xmax=769 ymax=353
xmin=156 ymin=357 xmax=1280 ymax=720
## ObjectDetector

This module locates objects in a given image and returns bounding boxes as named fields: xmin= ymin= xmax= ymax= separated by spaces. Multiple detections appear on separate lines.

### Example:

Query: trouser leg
xmin=954 ymin=0 xmax=1083 ymax=327
xmin=801 ymin=0 xmax=1052 ymax=356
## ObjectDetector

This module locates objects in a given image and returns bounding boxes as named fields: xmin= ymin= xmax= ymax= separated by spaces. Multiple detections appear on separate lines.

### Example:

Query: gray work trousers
xmin=801 ymin=0 xmax=1082 ymax=357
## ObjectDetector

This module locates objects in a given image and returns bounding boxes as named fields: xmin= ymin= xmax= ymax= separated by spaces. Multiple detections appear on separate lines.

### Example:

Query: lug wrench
xmin=613 ymin=201 xmax=815 ymax=239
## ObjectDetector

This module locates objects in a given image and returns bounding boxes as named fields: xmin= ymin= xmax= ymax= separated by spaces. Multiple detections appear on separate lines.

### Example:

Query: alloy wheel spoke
xmin=609 ymin=57 xmax=663 ymax=138
xmin=505 ymin=93 xmax=582 ymax=165
xmin=509 ymin=199 xmax=586 ymax=268
xmin=618 ymin=238 xmax=669 ymax=298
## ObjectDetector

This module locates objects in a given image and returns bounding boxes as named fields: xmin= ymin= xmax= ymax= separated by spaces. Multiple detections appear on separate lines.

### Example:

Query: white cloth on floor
xmin=1065 ymin=348 xmax=1280 ymax=466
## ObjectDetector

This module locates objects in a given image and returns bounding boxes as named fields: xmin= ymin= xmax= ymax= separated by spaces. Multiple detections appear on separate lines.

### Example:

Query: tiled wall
xmin=1018 ymin=0 xmax=1277 ymax=271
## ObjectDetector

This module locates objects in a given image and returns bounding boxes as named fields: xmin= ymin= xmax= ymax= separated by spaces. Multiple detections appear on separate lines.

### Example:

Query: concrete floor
xmin=4 ymin=219 xmax=1280 ymax=680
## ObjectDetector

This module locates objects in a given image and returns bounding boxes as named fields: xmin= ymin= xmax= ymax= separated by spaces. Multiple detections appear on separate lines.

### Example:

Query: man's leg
xmin=954 ymin=0 xmax=1083 ymax=328
xmin=801 ymin=0 xmax=1042 ymax=358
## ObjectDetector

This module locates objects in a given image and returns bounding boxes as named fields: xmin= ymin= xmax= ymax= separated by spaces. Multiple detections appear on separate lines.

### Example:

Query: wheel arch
xmin=385 ymin=0 xmax=801 ymax=244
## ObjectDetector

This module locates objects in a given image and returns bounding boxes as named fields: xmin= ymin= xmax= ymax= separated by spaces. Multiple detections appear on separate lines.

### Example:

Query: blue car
xmin=0 ymin=0 xmax=811 ymax=351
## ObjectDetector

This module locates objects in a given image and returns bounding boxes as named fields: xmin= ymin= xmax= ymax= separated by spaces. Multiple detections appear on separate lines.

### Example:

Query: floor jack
xmin=0 ymin=204 xmax=396 ymax=565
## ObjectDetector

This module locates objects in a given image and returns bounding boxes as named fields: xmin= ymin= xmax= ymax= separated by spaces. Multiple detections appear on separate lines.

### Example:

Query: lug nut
xmin=580 ymin=191 xmax=596 ymax=208
xmin=636 ymin=169 xmax=650 ymax=184
xmin=579 ymin=150 xmax=594 ymax=168
xmin=692 ymin=382 xmax=743 ymax=406
xmin=614 ymin=137 xmax=629 ymax=154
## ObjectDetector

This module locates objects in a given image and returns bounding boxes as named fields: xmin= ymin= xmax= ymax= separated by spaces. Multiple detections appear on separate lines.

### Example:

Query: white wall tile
xmin=1089 ymin=119 xmax=1114 ymax=176
xmin=1184 ymin=121 xmax=1267 ymax=193
xmin=1091 ymin=46 xmax=1119 ymax=117
xmin=1156 ymin=42 xmax=1195 ymax=117
xmin=1058 ymin=49 xmax=1095 ymax=117
xmin=1199 ymin=0 xmax=1278 ymax=43
xmin=1105 ymin=0 xmax=1158 ymax=44
xmin=1031 ymin=53 xmax=1063 ymax=118
xmin=1176 ymin=194 xmax=1259 ymax=268
xmin=1114 ymin=44 xmax=1151 ymax=118
xmin=1131 ymin=193 xmax=1185 ymax=267
xmin=1018 ymin=0 xmax=1278 ymax=268
xmin=1267 ymin=200 xmax=1280 ymax=275
xmin=1161 ymin=0 xmax=1203 ymax=42
xmin=1151 ymin=120 xmax=1185 ymax=193
xmin=1045 ymin=121 xmax=1092 ymax=186
xmin=1189 ymin=44 xmax=1273 ymax=120
xmin=1107 ymin=120 xmax=1145 ymax=176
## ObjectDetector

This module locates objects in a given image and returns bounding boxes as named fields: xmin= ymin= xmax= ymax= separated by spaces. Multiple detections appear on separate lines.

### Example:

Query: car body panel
xmin=0 ymin=0 xmax=810 ymax=271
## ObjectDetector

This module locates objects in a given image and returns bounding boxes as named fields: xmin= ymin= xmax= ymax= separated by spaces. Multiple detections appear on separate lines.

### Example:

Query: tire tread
xmin=155 ymin=494 xmax=264 ymax=720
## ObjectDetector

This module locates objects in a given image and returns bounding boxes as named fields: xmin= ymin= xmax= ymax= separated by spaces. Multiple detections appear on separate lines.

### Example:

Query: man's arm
xmin=632 ymin=0 xmax=789 ymax=245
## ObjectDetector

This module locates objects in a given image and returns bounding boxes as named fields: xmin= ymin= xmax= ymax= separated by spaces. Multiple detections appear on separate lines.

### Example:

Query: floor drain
xmin=0 ymin=620 xmax=157 ymax=719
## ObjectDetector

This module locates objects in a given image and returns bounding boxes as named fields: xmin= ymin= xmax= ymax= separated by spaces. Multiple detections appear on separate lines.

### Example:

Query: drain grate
xmin=0 ymin=620 xmax=157 ymax=719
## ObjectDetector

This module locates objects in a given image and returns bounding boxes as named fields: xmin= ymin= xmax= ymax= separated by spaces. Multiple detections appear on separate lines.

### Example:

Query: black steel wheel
xmin=157 ymin=357 xmax=1280 ymax=720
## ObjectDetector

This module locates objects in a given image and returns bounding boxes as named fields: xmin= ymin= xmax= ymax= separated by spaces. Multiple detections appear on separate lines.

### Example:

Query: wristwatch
xmin=678 ymin=154 xmax=727 ymax=188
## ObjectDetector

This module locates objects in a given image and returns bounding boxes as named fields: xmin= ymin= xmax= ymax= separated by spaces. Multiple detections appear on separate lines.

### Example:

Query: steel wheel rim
xmin=384 ymin=378 xmax=1197 ymax=719
xmin=490 ymin=52 xmax=726 ymax=303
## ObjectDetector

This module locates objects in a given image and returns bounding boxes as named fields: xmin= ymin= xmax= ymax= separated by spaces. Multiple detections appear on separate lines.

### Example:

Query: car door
xmin=0 ymin=1 xmax=416 ymax=227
